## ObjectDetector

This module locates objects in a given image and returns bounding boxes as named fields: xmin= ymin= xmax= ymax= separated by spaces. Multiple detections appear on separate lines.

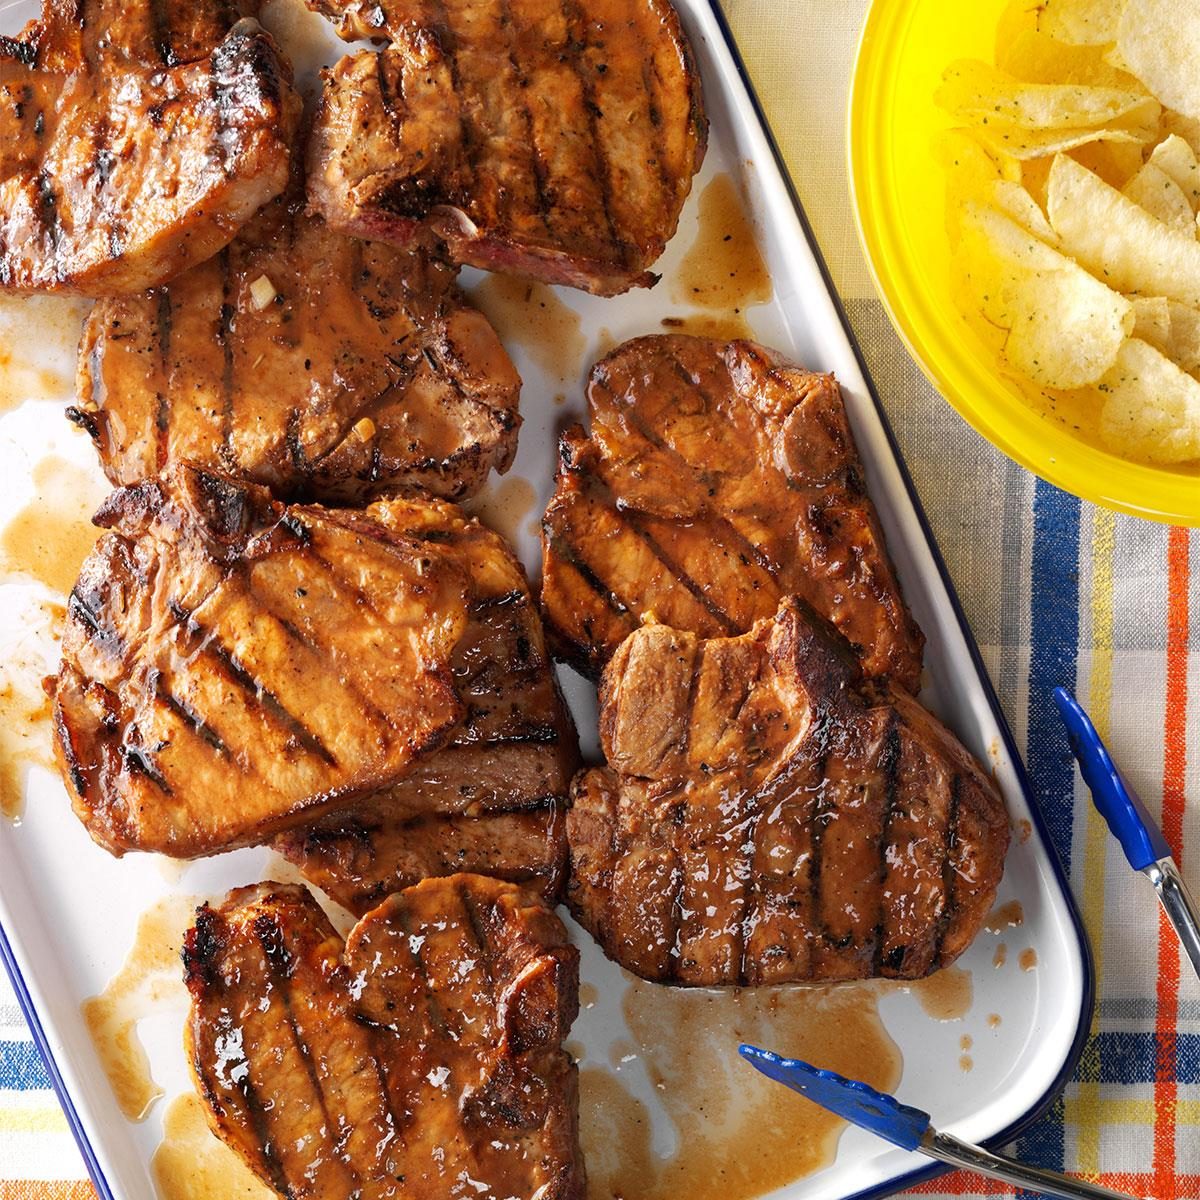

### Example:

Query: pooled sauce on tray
xmin=673 ymin=174 xmax=772 ymax=316
xmin=659 ymin=312 xmax=756 ymax=341
xmin=0 ymin=296 xmax=87 ymax=412
xmin=984 ymin=900 xmax=1025 ymax=933
xmin=0 ymin=598 xmax=63 ymax=821
xmin=464 ymin=476 xmax=538 ymax=546
xmin=581 ymin=980 xmax=901 ymax=1200
xmin=82 ymin=895 xmax=204 ymax=1121
xmin=468 ymin=274 xmax=585 ymax=382
xmin=0 ymin=456 xmax=105 ymax=595
xmin=152 ymin=1093 xmax=275 ymax=1200
xmin=897 ymin=965 xmax=974 ymax=1021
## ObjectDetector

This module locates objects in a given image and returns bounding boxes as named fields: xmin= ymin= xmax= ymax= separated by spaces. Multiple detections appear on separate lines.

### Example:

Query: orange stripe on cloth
xmin=0 ymin=1184 xmax=98 ymax=1200
xmin=1154 ymin=526 xmax=1190 ymax=1199
xmin=909 ymin=1171 xmax=1200 ymax=1194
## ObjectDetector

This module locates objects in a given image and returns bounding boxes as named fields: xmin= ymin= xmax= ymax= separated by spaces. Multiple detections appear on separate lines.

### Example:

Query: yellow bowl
xmin=848 ymin=0 xmax=1200 ymax=526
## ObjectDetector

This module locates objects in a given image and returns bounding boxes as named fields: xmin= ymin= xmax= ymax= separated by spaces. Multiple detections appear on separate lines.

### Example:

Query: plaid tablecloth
xmin=3 ymin=1 xmax=1199 ymax=1197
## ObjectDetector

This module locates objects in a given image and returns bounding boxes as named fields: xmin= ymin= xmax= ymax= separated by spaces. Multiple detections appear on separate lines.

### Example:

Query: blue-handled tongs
xmin=739 ymin=1048 xmax=1140 ymax=1200
xmin=1053 ymin=687 xmax=1200 ymax=982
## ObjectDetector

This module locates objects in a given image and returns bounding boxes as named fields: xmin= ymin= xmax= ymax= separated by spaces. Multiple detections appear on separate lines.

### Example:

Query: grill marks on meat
xmin=0 ymin=3 xmax=300 ymax=295
xmin=275 ymin=547 xmax=578 ymax=913
xmin=52 ymin=464 xmax=496 ymax=858
xmin=540 ymin=335 xmax=925 ymax=691
xmin=305 ymin=0 xmax=706 ymax=296
xmin=566 ymin=599 xmax=1008 ymax=985
xmin=74 ymin=198 xmax=521 ymax=503
xmin=184 ymin=877 xmax=584 ymax=1200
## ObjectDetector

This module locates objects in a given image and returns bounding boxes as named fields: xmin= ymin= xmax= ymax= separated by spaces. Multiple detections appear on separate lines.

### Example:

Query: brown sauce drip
xmin=464 ymin=476 xmax=538 ymax=547
xmin=152 ymin=1093 xmax=275 ymax=1200
xmin=959 ymin=1055 xmax=974 ymax=1073
xmin=0 ymin=456 xmax=106 ymax=595
xmin=960 ymin=1034 xmax=973 ymax=1051
xmin=673 ymin=174 xmax=772 ymax=316
xmin=578 ymin=982 xmax=599 ymax=1009
xmin=580 ymin=981 xmax=901 ymax=1200
xmin=468 ymin=275 xmax=585 ymax=382
xmin=0 ymin=598 xmax=64 ymax=820
xmin=984 ymin=900 xmax=1025 ymax=933
xmin=993 ymin=943 xmax=1008 ymax=969
xmin=1019 ymin=948 xmax=1038 ymax=972
xmin=82 ymin=895 xmax=205 ymax=1122
xmin=898 ymin=965 xmax=974 ymax=1021
xmin=0 ymin=296 xmax=87 ymax=412
xmin=987 ymin=1012 xmax=1003 ymax=1029
xmin=1017 ymin=819 xmax=1033 ymax=844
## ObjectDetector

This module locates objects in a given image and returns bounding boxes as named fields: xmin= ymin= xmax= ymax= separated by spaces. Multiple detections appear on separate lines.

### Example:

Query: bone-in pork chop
xmin=54 ymin=465 xmax=493 ymax=857
xmin=305 ymin=0 xmax=706 ymax=296
xmin=0 ymin=1 xmax=300 ymax=294
xmin=540 ymin=335 xmax=925 ymax=690
xmin=184 ymin=877 xmax=584 ymax=1200
xmin=73 ymin=197 xmax=521 ymax=503
xmin=567 ymin=598 xmax=1008 ymax=985
xmin=275 ymin=521 xmax=578 ymax=912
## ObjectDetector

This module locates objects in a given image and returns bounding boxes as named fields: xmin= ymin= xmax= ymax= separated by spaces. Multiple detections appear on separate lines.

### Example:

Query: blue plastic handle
xmin=738 ymin=1045 xmax=931 ymax=1151
xmin=1052 ymin=687 xmax=1171 ymax=872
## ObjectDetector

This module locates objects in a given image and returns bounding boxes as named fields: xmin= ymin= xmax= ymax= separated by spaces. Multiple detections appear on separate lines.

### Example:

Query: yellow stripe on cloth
xmin=1065 ymin=1096 xmax=1200 ymax=1127
xmin=0 ymin=1104 xmax=69 ymax=1134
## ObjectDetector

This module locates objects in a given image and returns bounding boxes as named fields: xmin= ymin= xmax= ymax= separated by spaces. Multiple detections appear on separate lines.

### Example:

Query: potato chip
xmin=1098 ymin=338 xmax=1200 ymax=463
xmin=993 ymin=180 xmax=1058 ymax=241
xmin=937 ymin=129 xmax=1004 ymax=243
xmin=936 ymin=59 xmax=1157 ymax=129
xmin=1165 ymin=302 xmax=1200 ymax=373
xmin=975 ymin=123 xmax=1145 ymax=162
xmin=1129 ymin=295 xmax=1172 ymax=349
xmin=997 ymin=30 xmax=1145 ymax=90
xmin=959 ymin=203 xmax=1133 ymax=387
xmin=1116 ymin=0 xmax=1200 ymax=122
xmin=1039 ymin=0 xmax=1125 ymax=46
xmin=1147 ymin=135 xmax=1200 ymax=212
xmin=1122 ymin=163 xmax=1195 ymax=233
xmin=1162 ymin=110 xmax=1200 ymax=157
xmin=1047 ymin=154 xmax=1200 ymax=306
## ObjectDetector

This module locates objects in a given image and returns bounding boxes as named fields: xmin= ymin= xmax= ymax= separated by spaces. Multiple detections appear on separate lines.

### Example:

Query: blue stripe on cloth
xmin=1087 ymin=1033 xmax=1200 ymax=1084
xmin=0 ymin=1039 xmax=51 ymax=1090
xmin=1013 ymin=478 xmax=1082 ymax=1196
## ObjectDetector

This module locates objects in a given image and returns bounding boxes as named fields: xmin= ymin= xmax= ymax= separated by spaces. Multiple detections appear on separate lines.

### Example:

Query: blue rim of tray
xmin=703 ymin=1 xmax=1096 ymax=1195
xmin=0 ymin=6 xmax=1095 ymax=1199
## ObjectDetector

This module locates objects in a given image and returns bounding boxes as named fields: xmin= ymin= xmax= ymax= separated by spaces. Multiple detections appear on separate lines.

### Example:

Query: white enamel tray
xmin=0 ymin=2 xmax=1092 ymax=1198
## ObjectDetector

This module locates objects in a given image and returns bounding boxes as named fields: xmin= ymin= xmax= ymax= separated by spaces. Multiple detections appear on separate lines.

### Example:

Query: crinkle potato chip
xmin=1039 ymin=0 xmax=1125 ymax=46
xmin=936 ymin=59 xmax=1157 ymax=129
xmin=1099 ymin=338 xmax=1200 ymax=463
xmin=1129 ymin=296 xmax=1172 ymax=349
xmin=1162 ymin=111 xmax=1200 ymax=157
xmin=996 ymin=30 xmax=1145 ymax=90
xmin=1047 ymin=154 xmax=1200 ymax=307
xmin=1116 ymin=0 xmax=1200 ymax=122
xmin=1122 ymin=163 xmax=1195 ymax=233
xmin=1148 ymin=135 xmax=1200 ymax=212
xmin=959 ymin=204 xmax=1133 ymax=387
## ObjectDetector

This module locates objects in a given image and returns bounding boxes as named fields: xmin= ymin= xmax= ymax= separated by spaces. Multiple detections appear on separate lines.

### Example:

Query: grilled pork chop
xmin=275 ymin=524 xmax=578 ymax=912
xmin=305 ymin=0 xmax=706 ymax=295
xmin=54 ymin=464 xmax=506 ymax=857
xmin=0 ymin=2 xmax=300 ymax=295
xmin=185 ymin=877 xmax=583 ymax=1200
xmin=73 ymin=197 xmax=521 ymax=503
xmin=540 ymin=335 xmax=925 ymax=690
xmin=567 ymin=599 xmax=1008 ymax=985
